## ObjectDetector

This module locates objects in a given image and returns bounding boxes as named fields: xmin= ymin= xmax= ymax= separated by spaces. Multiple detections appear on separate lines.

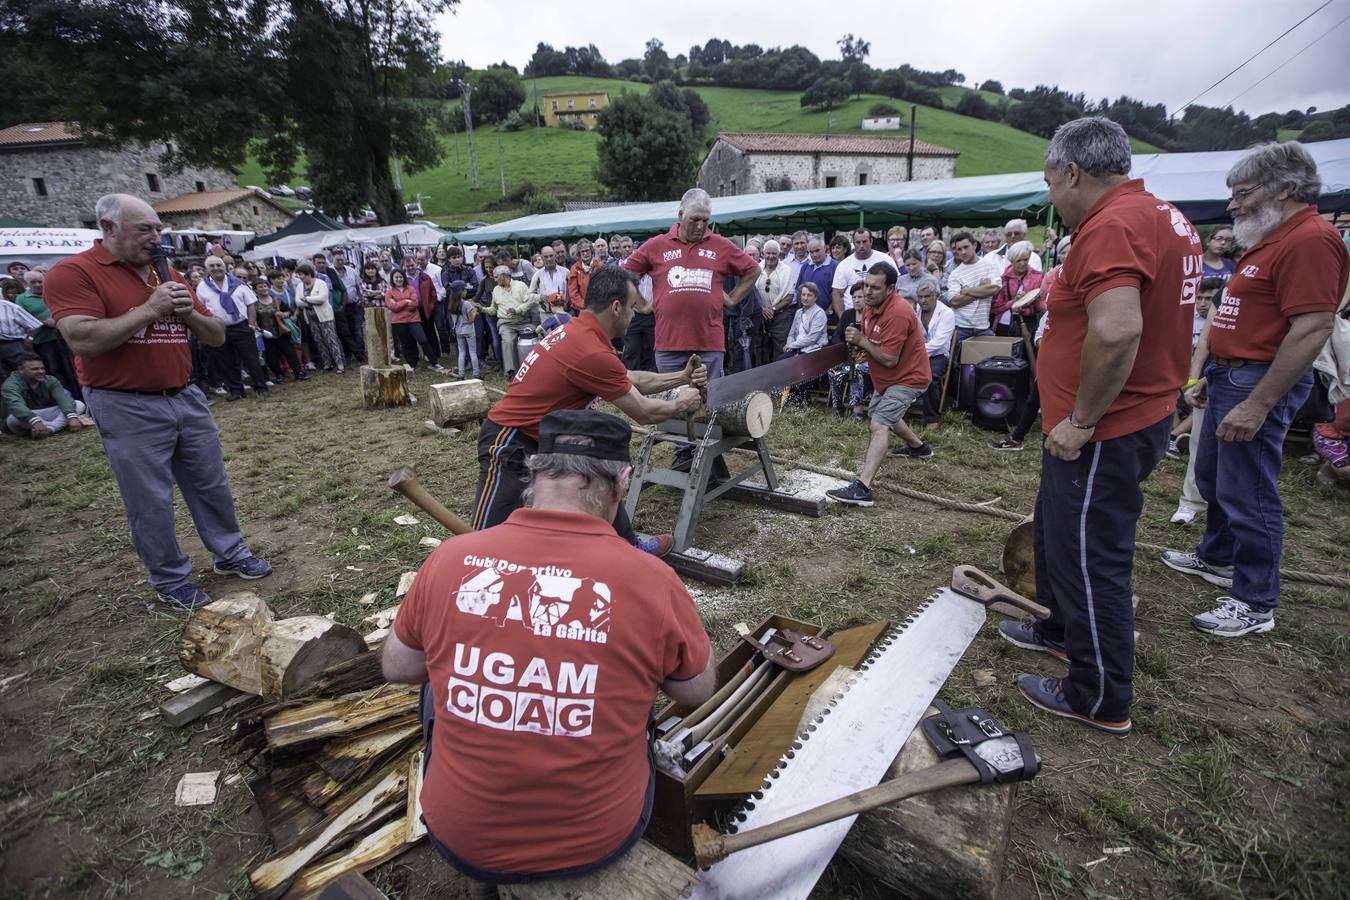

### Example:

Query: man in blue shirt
xmin=794 ymin=238 xmax=839 ymax=324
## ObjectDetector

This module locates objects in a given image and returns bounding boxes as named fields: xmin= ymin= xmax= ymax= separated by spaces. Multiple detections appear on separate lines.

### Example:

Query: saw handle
xmin=951 ymin=565 xmax=1050 ymax=620
xmin=692 ymin=757 xmax=980 ymax=867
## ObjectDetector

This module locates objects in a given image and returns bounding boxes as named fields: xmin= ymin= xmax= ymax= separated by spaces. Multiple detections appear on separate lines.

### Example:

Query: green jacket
xmin=1 ymin=372 xmax=74 ymax=429
xmin=15 ymin=291 xmax=56 ymax=344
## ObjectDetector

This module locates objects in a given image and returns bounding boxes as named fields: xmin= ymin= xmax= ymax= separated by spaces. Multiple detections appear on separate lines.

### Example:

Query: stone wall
xmin=698 ymin=141 xmax=956 ymax=196
xmin=0 ymin=141 xmax=234 ymax=227
xmin=160 ymin=197 xmax=293 ymax=236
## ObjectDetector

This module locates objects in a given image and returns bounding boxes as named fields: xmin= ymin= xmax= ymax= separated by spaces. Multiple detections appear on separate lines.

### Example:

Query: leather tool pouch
xmin=922 ymin=699 xmax=1040 ymax=784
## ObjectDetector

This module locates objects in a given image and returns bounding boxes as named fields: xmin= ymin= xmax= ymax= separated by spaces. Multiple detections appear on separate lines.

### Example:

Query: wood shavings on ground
xmin=419 ymin=537 xmax=442 ymax=549
xmin=395 ymin=572 xmax=417 ymax=598
xmin=164 ymin=674 xmax=208 ymax=694
xmin=358 ymin=593 xmax=378 ymax=606
xmin=393 ymin=514 xmax=420 ymax=526
xmin=364 ymin=606 xmax=400 ymax=630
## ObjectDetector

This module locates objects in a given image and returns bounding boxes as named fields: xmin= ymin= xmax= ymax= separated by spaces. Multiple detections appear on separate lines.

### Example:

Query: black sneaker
xmin=890 ymin=442 xmax=934 ymax=460
xmin=826 ymin=479 xmax=874 ymax=507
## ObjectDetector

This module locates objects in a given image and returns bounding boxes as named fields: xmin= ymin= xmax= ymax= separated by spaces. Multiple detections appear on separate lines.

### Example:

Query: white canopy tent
xmin=242 ymin=222 xmax=448 ymax=262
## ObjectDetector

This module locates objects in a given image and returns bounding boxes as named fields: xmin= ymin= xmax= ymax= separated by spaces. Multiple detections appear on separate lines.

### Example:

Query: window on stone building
xmin=196 ymin=181 xmax=206 ymax=193
xmin=858 ymin=172 xmax=869 ymax=186
xmin=232 ymin=223 xmax=242 ymax=230
xmin=31 ymin=177 xmax=47 ymax=197
xmin=825 ymin=175 xmax=838 ymax=188
xmin=253 ymin=205 xmax=260 ymax=216
xmin=146 ymin=173 xmax=161 ymax=193
xmin=81 ymin=220 xmax=95 ymax=229
xmin=730 ymin=178 xmax=737 ymax=195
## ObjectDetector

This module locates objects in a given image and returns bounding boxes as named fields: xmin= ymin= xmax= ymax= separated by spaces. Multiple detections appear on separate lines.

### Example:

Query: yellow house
xmin=543 ymin=92 xmax=609 ymax=130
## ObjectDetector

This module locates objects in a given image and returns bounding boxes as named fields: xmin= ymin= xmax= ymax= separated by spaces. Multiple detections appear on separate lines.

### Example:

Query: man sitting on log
xmin=471 ymin=266 xmax=706 ymax=557
xmin=383 ymin=409 xmax=715 ymax=893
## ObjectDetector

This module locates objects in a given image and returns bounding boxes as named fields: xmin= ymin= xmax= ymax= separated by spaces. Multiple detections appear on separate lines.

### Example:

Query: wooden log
xmin=428 ymin=379 xmax=490 ymax=427
xmin=260 ymin=617 xmax=369 ymax=700
xmin=314 ymin=716 xmax=422 ymax=783
xmin=178 ymin=593 xmax=275 ymax=696
xmin=361 ymin=365 xmax=411 ymax=409
xmin=283 ymin=816 xmax=416 ymax=900
xmin=264 ymin=685 xmax=420 ymax=750
xmin=318 ymin=873 xmax=390 ymax=900
xmin=363 ymin=310 xmax=392 ymax=369
xmin=499 ymin=840 xmax=697 ymax=900
xmin=250 ymin=756 xmax=411 ymax=900
xmin=701 ymin=391 xmax=772 ymax=438
xmin=836 ymin=705 xmax=1019 ymax=900
xmin=251 ymin=775 xmax=326 ymax=848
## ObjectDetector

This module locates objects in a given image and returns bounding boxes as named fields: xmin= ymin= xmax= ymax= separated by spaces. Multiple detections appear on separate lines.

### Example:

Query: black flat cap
xmin=537 ymin=409 xmax=631 ymax=462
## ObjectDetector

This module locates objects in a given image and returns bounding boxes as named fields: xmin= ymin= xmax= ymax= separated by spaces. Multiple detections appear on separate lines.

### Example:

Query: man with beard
xmin=1000 ymin=118 xmax=1195 ymax=735
xmin=1162 ymin=142 xmax=1345 ymax=637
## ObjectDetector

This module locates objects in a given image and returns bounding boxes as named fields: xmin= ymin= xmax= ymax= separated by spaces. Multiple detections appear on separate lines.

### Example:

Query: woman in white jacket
xmin=297 ymin=263 xmax=345 ymax=373
xmin=785 ymin=283 xmax=829 ymax=404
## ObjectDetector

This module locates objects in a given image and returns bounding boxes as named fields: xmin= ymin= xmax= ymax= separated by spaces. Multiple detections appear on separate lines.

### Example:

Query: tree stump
xmin=836 ymin=704 xmax=1018 ymax=899
xmin=363 ymin=309 xmax=392 ymax=369
xmin=361 ymin=365 xmax=411 ymax=409
xmin=177 ymin=592 xmax=274 ymax=696
xmin=428 ymin=379 xmax=490 ymax=427
xmin=178 ymin=593 xmax=368 ymax=700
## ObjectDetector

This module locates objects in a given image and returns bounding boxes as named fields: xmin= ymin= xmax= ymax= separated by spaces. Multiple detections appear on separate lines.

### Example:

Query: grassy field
xmin=236 ymin=75 xmax=1162 ymax=227
xmin=1 ymin=362 xmax=1346 ymax=898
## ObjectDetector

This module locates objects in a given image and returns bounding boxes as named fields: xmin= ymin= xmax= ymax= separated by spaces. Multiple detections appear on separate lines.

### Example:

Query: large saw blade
xmin=705 ymin=344 xmax=848 ymax=410
xmin=689 ymin=588 xmax=987 ymax=900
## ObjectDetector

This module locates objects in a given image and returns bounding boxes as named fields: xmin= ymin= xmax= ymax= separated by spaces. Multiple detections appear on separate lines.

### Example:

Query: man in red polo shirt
xmin=622 ymin=188 xmax=761 ymax=469
xmin=826 ymin=262 xmax=934 ymax=507
xmin=1162 ymin=142 xmax=1346 ymax=637
xmin=473 ymin=267 xmax=705 ymax=556
xmin=384 ymin=409 xmax=714 ymax=887
xmin=45 ymin=194 xmax=273 ymax=610
xmin=999 ymin=118 xmax=1195 ymax=735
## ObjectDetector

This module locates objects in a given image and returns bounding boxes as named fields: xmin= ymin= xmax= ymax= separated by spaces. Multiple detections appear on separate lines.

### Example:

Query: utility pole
xmin=460 ymin=80 xmax=481 ymax=191
xmin=906 ymin=104 xmax=917 ymax=181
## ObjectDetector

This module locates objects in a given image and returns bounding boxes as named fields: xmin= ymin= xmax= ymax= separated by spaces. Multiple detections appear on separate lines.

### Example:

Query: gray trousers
xmin=498 ymin=320 xmax=527 ymax=373
xmin=84 ymin=386 xmax=249 ymax=592
xmin=6 ymin=399 xmax=86 ymax=434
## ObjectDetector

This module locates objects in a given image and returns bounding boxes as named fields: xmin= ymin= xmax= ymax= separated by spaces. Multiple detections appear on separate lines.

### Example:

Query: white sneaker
xmin=1191 ymin=597 xmax=1274 ymax=637
xmin=1161 ymin=550 xmax=1234 ymax=588
xmin=211 ymin=386 xmax=227 ymax=396
xmin=305 ymin=362 xmax=317 ymax=370
xmin=1170 ymin=505 xmax=1198 ymax=525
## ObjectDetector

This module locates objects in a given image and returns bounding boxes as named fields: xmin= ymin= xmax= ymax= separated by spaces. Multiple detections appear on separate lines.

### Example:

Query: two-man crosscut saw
xmin=705 ymin=344 xmax=848 ymax=410
xmin=689 ymin=585 xmax=989 ymax=900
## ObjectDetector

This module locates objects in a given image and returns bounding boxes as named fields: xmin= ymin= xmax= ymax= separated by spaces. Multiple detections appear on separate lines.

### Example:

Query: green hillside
xmin=238 ymin=75 xmax=1162 ymax=226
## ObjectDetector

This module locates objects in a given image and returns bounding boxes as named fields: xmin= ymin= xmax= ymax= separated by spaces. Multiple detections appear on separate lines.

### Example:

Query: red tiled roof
xmin=0 ymin=122 xmax=84 ymax=148
xmin=153 ymin=189 xmax=294 ymax=217
xmin=717 ymin=132 xmax=959 ymax=157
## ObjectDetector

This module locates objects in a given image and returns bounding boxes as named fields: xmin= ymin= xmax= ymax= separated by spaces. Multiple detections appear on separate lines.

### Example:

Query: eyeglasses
xmin=1210 ymin=235 xmax=1235 ymax=243
xmin=1230 ymin=185 xmax=1262 ymax=202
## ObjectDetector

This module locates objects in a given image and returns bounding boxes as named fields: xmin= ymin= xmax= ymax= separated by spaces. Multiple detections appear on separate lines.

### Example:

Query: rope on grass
xmin=732 ymin=448 xmax=1350 ymax=592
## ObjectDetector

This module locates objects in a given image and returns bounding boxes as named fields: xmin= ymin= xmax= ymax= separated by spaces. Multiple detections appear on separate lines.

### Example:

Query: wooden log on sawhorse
xmin=499 ymin=840 xmax=698 ymax=900
xmin=836 ymin=704 xmax=1018 ymax=899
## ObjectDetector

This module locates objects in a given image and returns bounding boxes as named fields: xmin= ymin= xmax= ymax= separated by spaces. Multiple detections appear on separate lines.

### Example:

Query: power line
xmin=1221 ymin=10 xmax=1350 ymax=109
xmin=1168 ymin=0 xmax=1333 ymax=119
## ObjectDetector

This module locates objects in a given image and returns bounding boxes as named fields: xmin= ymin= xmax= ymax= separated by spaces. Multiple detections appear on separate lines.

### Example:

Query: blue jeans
xmin=1194 ymin=362 xmax=1312 ymax=611
xmin=84 ymin=385 xmax=250 ymax=592
xmin=655 ymin=350 xmax=724 ymax=379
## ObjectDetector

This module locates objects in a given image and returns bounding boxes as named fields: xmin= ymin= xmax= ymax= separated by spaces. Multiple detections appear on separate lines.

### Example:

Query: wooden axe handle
xmin=387 ymin=467 xmax=474 ymax=536
xmin=692 ymin=757 xmax=979 ymax=866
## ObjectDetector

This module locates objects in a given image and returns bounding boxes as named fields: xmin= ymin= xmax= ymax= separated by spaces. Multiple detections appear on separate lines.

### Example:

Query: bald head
xmin=96 ymin=193 xmax=165 ymax=269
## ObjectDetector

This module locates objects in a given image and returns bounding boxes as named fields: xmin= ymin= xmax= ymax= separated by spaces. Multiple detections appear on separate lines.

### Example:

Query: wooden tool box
xmin=646 ymin=614 xmax=823 ymax=857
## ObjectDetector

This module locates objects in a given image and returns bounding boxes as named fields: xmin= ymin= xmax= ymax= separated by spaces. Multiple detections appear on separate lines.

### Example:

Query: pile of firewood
xmin=233 ymin=652 xmax=429 ymax=898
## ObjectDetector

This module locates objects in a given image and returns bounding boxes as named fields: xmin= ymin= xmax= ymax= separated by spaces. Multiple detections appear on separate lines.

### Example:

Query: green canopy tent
xmin=250 ymin=209 xmax=347 ymax=248
xmin=457 ymin=138 xmax=1350 ymax=244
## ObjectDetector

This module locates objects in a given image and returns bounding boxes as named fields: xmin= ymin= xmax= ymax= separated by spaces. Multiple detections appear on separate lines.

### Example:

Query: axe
xmin=692 ymin=733 xmax=1035 ymax=866
xmin=388 ymin=466 xmax=474 ymax=536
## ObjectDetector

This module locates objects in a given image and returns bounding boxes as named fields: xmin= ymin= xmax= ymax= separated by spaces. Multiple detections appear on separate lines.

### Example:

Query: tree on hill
xmin=979 ymin=79 xmax=1004 ymax=95
xmin=650 ymin=81 xmax=711 ymax=140
xmin=873 ymin=69 xmax=942 ymax=109
xmin=1005 ymin=85 xmax=1087 ymax=138
xmin=801 ymin=77 xmax=850 ymax=112
xmin=471 ymin=67 xmax=526 ymax=198
xmin=594 ymin=91 xmax=699 ymax=201
xmin=956 ymin=92 xmax=1001 ymax=122
xmin=837 ymin=33 xmax=871 ymax=98
xmin=525 ymin=42 xmax=569 ymax=76
xmin=1171 ymin=104 xmax=1274 ymax=151
xmin=643 ymin=38 xmax=674 ymax=82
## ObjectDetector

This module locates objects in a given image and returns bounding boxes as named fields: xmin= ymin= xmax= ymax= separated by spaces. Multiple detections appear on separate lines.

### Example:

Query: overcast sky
xmin=436 ymin=0 xmax=1350 ymax=118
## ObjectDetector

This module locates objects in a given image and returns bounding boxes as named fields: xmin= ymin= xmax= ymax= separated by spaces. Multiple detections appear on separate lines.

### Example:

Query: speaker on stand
xmin=971 ymin=356 xmax=1030 ymax=430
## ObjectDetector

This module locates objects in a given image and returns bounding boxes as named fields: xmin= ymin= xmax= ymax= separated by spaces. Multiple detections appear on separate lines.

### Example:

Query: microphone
xmin=149 ymin=245 xmax=174 ymax=285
